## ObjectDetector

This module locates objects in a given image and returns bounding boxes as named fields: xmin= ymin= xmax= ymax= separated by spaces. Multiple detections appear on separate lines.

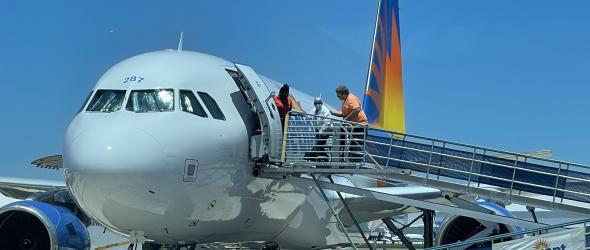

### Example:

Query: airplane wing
xmin=0 ymin=155 xmax=66 ymax=199
xmin=337 ymin=186 xmax=448 ymax=226
xmin=31 ymin=154 xmax=63 ymax=169
xmin=0 ymin=177 xmax=65 ymax=199
xmin=307 ymin=175 xmax=450 ymax=226
xmin=495 ymin=150 xmax=552 ymax=161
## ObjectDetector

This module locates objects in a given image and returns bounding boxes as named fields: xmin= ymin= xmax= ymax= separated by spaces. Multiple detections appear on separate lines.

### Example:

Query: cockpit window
xmin=197 ymin=92 xmax=226 ymax=120
xmin=86 ymin=90 xmax=126 ymax=113
xmin=78 ymin=91 xmax=93 ymax=113
xmin=126 ymin=89 xmax=174 ymax=113
xmin=180 ymin=90 xmax=208 ymax=117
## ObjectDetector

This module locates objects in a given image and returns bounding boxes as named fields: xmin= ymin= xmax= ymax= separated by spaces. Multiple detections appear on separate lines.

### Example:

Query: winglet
xmin=495 ymin=150 xmax=553 ymax=161
xmin=31 ymin=155 xmax=62 ymax=170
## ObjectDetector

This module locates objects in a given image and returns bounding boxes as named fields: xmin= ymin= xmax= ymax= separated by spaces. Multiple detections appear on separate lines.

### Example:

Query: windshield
xmin=126 ymin=89 xmax=174 ymax=112
xmin=78 ymin=91 xmax=93 ymax=113
xmin=180 ymin=90 xmax=208 ymax=117
xmin=86 ymin=90 xmax=126 ymax=112
xmin=197 ymin=92 xmax=225 ymax=120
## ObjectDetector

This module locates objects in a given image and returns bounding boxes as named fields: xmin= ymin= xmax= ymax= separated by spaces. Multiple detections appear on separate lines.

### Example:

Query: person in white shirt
xmin=305 ymin=97 xmax=332 ymax=161
xmin=310 ymin=97 xmax=331 ymax=119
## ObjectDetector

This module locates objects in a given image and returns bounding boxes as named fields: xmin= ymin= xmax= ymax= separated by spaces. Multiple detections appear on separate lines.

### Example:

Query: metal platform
xmin=271 ymin=112 xmax=590 ymax=215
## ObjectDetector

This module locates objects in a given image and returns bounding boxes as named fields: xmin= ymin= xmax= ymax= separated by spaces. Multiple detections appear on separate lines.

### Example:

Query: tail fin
xmin=363 ymin=0 xmax=405 ymax=133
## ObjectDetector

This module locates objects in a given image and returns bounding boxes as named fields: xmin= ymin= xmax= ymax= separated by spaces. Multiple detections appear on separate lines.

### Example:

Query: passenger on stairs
xmin=304 ymin=97 xmax=332 ymax=161
xmin=273 ymin=84 xmax=292 ymax=130
xmin=330 ymin=84 xmax=368 ymax=125
xmin=330 ymin=84 xmax=368 ymax=162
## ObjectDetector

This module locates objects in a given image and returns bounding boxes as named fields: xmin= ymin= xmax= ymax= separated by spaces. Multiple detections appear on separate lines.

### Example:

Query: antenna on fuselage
xmin=177 ymin=32 xmax=184 ymax=51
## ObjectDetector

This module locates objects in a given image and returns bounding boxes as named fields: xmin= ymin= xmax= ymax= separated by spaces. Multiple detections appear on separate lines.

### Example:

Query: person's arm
xmin=330 ymin=109 xmax=343 ymax=117
xmin=344 ymin=108 xmax=360 ymax=121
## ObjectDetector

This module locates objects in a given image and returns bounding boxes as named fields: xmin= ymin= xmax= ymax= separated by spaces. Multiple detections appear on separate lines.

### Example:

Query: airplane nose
xmin=63 ymin=126 xmax=169 ymax=231
xmin=64 ymin=127 xmax=165 ymax=172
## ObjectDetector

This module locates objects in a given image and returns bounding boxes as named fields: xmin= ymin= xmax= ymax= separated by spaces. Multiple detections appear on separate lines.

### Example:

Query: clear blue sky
xmin=1 ymin=1 xmax=589 ymax=181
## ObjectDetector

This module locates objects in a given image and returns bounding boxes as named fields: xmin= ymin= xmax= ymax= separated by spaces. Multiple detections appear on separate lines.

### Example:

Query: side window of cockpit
xmin=179 ymin=90 xmax=208 ymax=118
xmin=126 ymin=89 xmax=174 ymax=112
xmin=78 ymin=91 xmax=93 ymax=113
xmin=86 ymin=90 xmax=126 ymax=113
xmin=197 ymin=92 xmax=226 ymax=121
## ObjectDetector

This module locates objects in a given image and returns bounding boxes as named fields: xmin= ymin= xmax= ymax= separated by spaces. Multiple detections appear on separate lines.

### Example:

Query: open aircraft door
xmin=234 ymin=64 xmax=283 ymax=163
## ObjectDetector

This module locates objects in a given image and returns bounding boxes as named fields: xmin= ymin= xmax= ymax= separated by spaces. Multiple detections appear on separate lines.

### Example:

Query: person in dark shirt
xmin=273 ymin=84 xmax=292 ymax=130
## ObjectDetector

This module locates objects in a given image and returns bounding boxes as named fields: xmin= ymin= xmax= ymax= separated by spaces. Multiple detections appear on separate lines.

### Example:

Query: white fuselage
xmin=63 ymin=50 xmax=346 ymax=248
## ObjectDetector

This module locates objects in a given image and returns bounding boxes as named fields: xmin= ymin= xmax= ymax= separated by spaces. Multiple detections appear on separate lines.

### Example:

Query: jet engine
xmin=436 ymin=200 xmax=521 ymax=248
xmin=0 ymin=200 xmax=90 ymax=250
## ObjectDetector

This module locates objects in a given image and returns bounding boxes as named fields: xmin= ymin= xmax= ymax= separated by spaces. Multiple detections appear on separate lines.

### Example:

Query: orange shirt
xmin=342 ymin=93 xmax=368 ymax=125
xmin=273 ymin=95 xmax=292 ymax=128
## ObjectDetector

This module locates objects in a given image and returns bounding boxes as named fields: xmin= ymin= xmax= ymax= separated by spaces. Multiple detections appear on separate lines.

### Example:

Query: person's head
xmin=279 ymin=84 xmax=289 ymax=99
xmin=313 ymin=97 xmax=323 ymax=110
xmin=335 ymin=85 xmax=350 ymax=100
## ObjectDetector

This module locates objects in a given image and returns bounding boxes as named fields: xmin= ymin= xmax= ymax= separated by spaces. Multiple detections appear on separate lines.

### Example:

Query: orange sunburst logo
xmin=533 ymin=239 xmax=550 ymax=249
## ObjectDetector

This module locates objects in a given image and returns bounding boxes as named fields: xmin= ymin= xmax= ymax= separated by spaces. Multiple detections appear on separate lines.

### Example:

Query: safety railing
xmin=365 ymin=126 xmax=590 ymax=206
xmin=282 ymin=111 xmax=369 ymax=167
xmin=280 ymin=112 xmax=590 ymax=209
xmin=426 ymin=218 xmax=590 ymax=250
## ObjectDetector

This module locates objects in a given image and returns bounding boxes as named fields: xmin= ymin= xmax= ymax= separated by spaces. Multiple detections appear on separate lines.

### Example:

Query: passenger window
xmin=198 ymin=92 xmax=226 ymax=120
xmin=126 ymin=89 xmax=174 ymax=112
xmin=86 ymin=89 xmax=126 ymax=113
xmin=180 ymin=90 xmax=208 ymax=118
xmin=78 ymin=91 xmax=93 ymax=113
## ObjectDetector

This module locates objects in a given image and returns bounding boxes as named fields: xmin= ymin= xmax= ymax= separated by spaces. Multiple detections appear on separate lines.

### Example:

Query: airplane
xmin=0 ymin=0 xmax=532 ymax=249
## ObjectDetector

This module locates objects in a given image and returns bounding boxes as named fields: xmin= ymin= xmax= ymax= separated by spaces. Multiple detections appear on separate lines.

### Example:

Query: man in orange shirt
xmin=330 ymin=84 xmax=368 ymax=162
xmin=330 ymin=85 xmax=368 ymax=124
xmin=273 ymin=84 xmax=292 ymax=130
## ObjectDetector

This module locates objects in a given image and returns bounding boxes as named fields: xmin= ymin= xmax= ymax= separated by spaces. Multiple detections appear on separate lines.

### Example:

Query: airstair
xmin=260 ymin=112 xmax=590 ymax=216
xmin=231 ymin=63 xmax=589 ymax=247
